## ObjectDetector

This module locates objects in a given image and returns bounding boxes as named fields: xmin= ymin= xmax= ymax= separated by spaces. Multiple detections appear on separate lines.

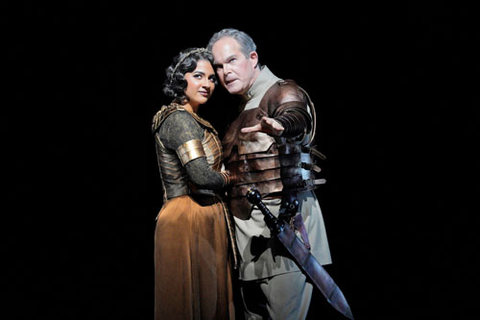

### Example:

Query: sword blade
xmin=245 ymin=188 xmax=354 ymax=319
xmin=277 ymin=224 xmax=354 ymax=319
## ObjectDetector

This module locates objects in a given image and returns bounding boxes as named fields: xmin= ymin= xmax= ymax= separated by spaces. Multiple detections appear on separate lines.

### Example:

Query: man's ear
xmin=249 ymin=51 xmax=259 ymax=68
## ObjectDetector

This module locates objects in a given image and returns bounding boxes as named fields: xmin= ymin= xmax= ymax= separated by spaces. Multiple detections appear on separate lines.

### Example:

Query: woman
xmin=152 ymin=47 xmax=236 ymax=319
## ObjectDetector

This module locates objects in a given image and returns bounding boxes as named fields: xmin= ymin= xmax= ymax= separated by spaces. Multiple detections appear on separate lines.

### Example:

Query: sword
xmin=246 ymin=188 xmax=354 ymax=319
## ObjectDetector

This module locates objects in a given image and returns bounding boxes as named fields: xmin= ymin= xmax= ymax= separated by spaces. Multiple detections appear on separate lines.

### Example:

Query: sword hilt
xmin=246 ymin=189 xmax=284 ymax=234
xmin=245 ymin=188 xmax=262 ymax=206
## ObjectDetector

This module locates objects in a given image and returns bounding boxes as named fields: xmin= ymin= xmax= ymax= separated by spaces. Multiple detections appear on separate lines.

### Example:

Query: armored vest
xmin=222 ymin=80 xmax=325 ymax=220
xmin=152 ymin=103 xmax=223 ymax=202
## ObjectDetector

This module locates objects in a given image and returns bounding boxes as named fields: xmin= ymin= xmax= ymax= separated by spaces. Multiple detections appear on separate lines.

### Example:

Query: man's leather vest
xmin=223 ymin=80 xmax=324 ymax=220
xmin=152 ymin=103 xmax=223 ymax=202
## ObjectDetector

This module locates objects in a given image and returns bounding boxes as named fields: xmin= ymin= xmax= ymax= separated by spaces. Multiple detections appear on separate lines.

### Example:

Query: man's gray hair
xmin=207 ymin=28 xmax=257 ymax=59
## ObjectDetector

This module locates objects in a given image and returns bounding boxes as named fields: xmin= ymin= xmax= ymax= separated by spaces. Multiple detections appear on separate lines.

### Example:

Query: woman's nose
xmin=202 ymin=78 xmax=211 ymax=88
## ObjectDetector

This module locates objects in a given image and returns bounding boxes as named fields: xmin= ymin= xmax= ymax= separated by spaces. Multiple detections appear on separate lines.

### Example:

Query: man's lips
xmin=225 ymin=78 xmax=237 ymax=86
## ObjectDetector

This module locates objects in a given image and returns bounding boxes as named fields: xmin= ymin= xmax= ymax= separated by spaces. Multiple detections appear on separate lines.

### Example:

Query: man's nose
xmin=223 ymin=64 xmax=231 ymax=74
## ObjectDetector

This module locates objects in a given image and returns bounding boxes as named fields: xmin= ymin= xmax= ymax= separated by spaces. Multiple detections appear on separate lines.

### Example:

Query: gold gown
xmin=152 ymin=104 xmax=235 ymax=319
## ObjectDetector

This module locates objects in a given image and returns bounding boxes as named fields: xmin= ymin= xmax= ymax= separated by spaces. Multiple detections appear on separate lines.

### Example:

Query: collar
xmin=243 ymin=66 xmax=279 ymax=101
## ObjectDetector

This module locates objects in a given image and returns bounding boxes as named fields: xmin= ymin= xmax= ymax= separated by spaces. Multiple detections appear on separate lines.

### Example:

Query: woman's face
xmin=184 ymin=59 xmax=216 ymax=106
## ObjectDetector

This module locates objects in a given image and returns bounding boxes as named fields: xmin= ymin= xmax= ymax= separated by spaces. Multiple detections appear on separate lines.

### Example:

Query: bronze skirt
xmin=154 ymin=195 xmax=234 ymax=319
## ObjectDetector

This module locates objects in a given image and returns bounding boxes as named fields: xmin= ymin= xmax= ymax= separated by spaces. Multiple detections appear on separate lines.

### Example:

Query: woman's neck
xmin=181 ymin=101 xmax=199 ymax=114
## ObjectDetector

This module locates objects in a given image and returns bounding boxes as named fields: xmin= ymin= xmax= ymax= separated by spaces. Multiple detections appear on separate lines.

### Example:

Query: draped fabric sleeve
xmin=157 ymin=111 xmax=227 ymax=190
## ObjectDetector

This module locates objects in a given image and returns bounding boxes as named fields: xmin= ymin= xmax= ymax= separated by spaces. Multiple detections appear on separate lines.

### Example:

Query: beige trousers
xmin=240 ymin=271 xmax=313 ymax=320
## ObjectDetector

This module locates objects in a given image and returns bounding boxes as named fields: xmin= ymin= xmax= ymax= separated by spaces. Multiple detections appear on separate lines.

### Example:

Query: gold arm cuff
xmin=176 ymin=139 xmax=206 ymax=166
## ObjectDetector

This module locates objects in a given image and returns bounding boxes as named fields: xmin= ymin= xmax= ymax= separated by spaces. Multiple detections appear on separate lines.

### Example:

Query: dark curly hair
xmin=163 ymin=48 xmax=216 ymax=103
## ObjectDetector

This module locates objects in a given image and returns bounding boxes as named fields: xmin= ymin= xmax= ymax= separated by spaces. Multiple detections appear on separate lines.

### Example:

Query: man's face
xmin=211 ymin=37 xmax=258 ymax=95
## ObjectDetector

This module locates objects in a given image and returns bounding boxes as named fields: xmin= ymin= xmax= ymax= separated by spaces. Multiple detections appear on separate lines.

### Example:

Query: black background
xmin=5 ymin=1 xmax=479 ymax=319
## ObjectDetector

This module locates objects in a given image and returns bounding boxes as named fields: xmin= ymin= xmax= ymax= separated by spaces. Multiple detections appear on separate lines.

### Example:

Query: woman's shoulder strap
xmin=151 ymin=103 xmax=186 ymax=133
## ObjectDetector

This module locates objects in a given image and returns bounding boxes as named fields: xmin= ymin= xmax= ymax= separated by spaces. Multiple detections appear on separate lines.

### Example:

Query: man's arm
xmin=241 ymin=101 xmax=312 ymax=138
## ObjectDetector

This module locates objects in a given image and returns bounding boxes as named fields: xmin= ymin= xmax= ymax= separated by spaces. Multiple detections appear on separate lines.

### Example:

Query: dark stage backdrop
xmin=5 ymin=1 xmax=479 ymax=319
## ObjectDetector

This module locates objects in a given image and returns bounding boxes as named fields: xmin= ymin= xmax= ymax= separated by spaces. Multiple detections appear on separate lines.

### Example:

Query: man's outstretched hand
xmin=240 ymin=116 xmax=284 ymax=136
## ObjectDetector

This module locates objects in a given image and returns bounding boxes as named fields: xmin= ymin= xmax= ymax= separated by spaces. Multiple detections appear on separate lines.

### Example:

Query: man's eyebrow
xmin=214 ymin=55 xmax=237 ymax=66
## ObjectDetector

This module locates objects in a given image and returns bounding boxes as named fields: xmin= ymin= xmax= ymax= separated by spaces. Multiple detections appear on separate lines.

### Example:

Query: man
xmin=207 ymin=28 xmax=332 ymax=319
